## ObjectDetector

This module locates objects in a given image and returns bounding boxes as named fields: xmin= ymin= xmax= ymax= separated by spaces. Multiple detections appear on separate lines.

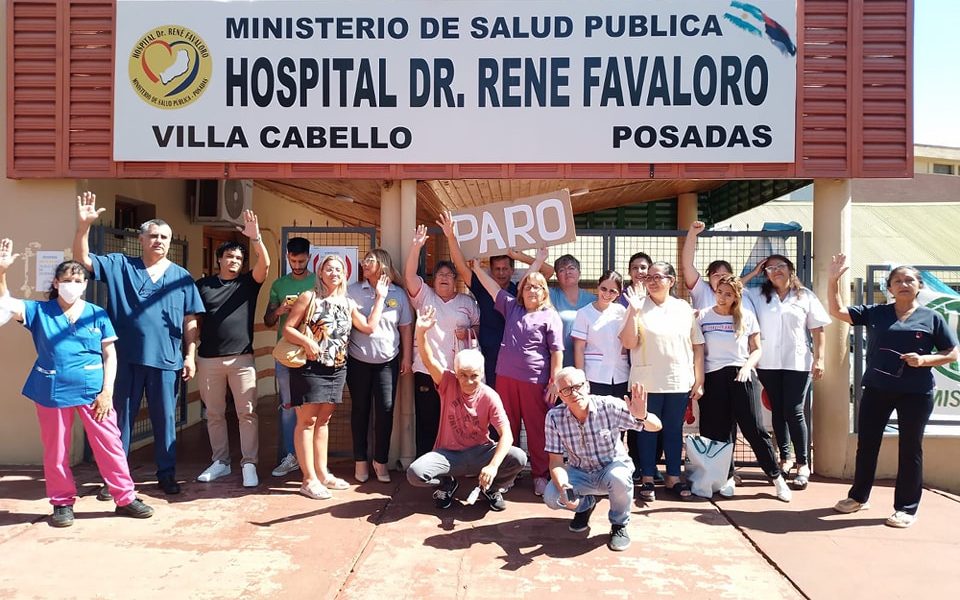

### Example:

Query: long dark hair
xmin=759 ymin=254 xmax=804 ymax=303
xmin=48 ymin=261 xmax=88 ymax=300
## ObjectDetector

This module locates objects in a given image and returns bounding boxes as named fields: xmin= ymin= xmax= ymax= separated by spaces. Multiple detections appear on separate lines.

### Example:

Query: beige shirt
xmin=623 ymin=296 xmax=704 ymax=393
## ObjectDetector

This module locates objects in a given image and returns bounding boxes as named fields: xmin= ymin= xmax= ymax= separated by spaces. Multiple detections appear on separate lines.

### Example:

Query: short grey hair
xmin=139 ymin=218 xmax=171 ymax=235
xmin=555 ymin=366 xmax=586 ymax=387
xmin=453 ymin=348 xmax=485 ymax=374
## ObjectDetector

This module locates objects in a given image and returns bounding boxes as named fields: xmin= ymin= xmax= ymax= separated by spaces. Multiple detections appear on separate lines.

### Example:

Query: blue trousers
xmin=640 ymin=392 xmax=688 ymax=477
xmin=543 ymin=459 xmax=635 ymax=526
xmin=113 ymin=363 xmax=179 ymax=479
xmin=275 ymin=362 xmax=297 ymax=459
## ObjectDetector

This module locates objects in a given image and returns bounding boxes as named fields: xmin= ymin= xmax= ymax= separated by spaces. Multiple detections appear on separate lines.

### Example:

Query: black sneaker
xmin=115 ymin=498 xmax=155 ymax=519
xmin=157 ymin=476 xmax=181 ymax=495
xmin=51 ymin=505 xmax=74 ymax=528
xmin=483 ymin=488 xmax=506 ymax=512
xmin=432 ymin=476 xmax=459 ymax=509
xmin=96 ymin=485 xmax=113 ymax=502
xmin=569 ymin=501 xmax=596 ymax=533
xmin=608 ymin=524 xmax=631 ymax=551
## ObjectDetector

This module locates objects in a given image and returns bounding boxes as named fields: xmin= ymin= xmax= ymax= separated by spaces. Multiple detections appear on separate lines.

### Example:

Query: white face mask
xmin=57 ymin=281 xmax=86 ymax=304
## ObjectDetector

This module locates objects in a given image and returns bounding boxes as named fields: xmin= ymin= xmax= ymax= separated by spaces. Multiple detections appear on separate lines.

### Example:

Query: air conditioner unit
xmin=193 ymin=179 xmax=253 ymax=225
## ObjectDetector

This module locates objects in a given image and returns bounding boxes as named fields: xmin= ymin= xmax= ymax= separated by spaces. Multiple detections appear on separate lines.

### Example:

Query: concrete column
xmin=677 ymin=192 xmax=699 ymax=229
xmin=812 ymin=178 xmax=852 ymax=478
xmin=385 ymin=180 xmax=419 ymax=469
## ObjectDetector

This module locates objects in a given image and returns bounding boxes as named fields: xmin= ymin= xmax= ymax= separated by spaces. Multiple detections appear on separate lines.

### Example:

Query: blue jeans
xmin=543 ymin=459 xmax=635 ymax=526
xmin=275 ymin=362 xmax=297 ymax=460
xmin=640 ymin=392 xmax=688 ymax=477
xmin=113 ymin=363 xmax=179 ymax=479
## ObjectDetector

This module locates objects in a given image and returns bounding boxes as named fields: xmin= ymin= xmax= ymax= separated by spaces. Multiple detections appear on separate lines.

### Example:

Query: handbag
xmin=272 ymin=293 xmax=316 ymax=369
xmin=684 ymin=434 xmax=734 ymax=499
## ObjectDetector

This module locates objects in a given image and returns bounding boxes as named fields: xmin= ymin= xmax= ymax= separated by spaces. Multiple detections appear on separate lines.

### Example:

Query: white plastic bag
xmin=684 ymin=434 xmax=733 ymax=499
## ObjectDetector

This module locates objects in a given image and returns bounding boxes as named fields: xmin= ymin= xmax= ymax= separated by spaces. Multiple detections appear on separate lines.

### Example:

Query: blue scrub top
xmin=549 ymin=287 xmax=595 ymax=367
xmin=91 ymin=253 xmax=204 ymax=370
xmin=21 ymin=300 xmax=117 ymax=408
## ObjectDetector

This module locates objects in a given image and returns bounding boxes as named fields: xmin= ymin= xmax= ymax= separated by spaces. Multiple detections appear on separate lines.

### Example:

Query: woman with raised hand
xmin=0 ymin=238 xmax=153 ymax=527
xmin=469 ymin=247 xmax=563 ymax=497
xmin=619 ymin=251 xmax=653 ymax=308
xmin=828 ymin=255 xmax=958 ymax=528
xmin=682 ymin=221 xmax=735 ymax=311
xmin=697 ymin=275 xmax=791 ymax=502
xmin=404 ymin=225 xmax=480 ymax=458
xmin=284 ymin=255 xmax=388 ymax=500
xmin=346 ymin=248 xmax=412 ymax=483
xmin=620 ymin=261 xmax=704 ymax=501
xmin=743 ymin=254 xmax=830 ymax=488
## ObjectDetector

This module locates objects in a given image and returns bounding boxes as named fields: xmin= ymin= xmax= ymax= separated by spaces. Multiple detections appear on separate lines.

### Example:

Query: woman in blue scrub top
xmin=828 ymin=256 xmax=959 ymax=528
xmin=0 ymin=239 xmax=153 ymax=528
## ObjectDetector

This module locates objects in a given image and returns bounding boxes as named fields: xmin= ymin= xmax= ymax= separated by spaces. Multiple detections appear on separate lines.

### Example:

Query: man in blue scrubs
xmin=73 ymin=191 xmax=204 ymax=495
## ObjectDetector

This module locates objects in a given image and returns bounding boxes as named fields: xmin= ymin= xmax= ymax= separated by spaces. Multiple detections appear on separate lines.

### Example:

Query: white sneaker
xmin=242 ymin=463 xmax=259 ymax=488
xmin=299 ymin=480 xmax=332 ymax=500
xmin=773 ymin=475 xmax=792 ymax=502
xmin=794 ymin=465 xmax=810 ymax=489
xmin=196 ymin=461 xmax=231 ymax=482
xmin=534 ymin=477 xmax=549 ymax=497
xmin=271 ymin=453 xmax=300 ymax=477
xmin=885 ymin=511 xmax=917 ymax=528
xmin=719 ymin=477 xmax=736 ymax=498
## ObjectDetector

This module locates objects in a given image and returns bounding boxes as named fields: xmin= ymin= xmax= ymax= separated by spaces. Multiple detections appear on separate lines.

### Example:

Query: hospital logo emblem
xmin=128 ymin=25 xmax=211 ymax=109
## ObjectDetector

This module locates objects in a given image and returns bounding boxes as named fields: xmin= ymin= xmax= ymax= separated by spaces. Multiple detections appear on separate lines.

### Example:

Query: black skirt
xmin=289 ymin=361 xmax=347 ymax=406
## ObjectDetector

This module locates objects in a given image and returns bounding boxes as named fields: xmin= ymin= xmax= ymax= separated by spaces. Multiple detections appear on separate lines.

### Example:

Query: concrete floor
xmin=1 ymin=398 xmax=958 ymax=599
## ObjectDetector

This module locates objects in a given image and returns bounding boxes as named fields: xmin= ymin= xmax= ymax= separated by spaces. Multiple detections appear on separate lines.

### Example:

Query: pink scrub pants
xmin=35 ymin=403 xmax=136 ymax=507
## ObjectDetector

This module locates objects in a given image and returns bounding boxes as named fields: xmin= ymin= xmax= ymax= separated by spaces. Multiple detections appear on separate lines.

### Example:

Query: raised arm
xmin=827 ymin=253 xmax=853 ymax=324
xmin=681 ymin=221 xmax=705 ymax=290
xmin=414 ymin=306 xmax=444 ymax=385
xmin=404 ymin=225 xmax=428 ymax=298
xmin=471 ymin=259 xmax=503 ymax=301
xmin=741 ymin=259 xmax=767 ymax=286
xmin=239 ymin=210 xmax=270 ymax=284
xmin=437 ymin=211 xmax=474 ymax=287
xmin=619 ymin=287 xmax=644 ymax=350
xmin=0 ymin=239 xmax=26 ymax=323
xmin=73 ymin=191 xmax=103 ymax=272
xmin=510 ymin=247 xmax=555 ymax=279
xmin=352 ymin=275 xmax=388 ymax=334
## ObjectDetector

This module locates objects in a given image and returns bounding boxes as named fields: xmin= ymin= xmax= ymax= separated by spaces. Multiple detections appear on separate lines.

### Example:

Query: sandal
xmin=667 ymin=482 xmax=692 ymax=500
xmin=638 ymin=482 xmax=656 ymax=501
xmin=321 ymin=476 xmax=350 ymax=491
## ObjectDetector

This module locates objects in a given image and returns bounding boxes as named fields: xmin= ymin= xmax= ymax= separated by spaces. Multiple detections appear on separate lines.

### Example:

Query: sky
xmin=914 ymin=0 xmax=959 ymax=147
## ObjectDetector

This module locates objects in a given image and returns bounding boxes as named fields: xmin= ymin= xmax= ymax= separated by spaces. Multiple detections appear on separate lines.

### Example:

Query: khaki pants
xmin=197 ymin=355 xmax=259 ymax=465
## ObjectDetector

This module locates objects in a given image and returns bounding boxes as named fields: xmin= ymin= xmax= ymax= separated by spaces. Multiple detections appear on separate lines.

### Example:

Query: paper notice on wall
xmin=35 ymin=251 xmax=64 ymax=292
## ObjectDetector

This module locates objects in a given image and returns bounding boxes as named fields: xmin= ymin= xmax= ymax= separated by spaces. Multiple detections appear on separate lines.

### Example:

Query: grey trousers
xmin=406 ymin=443 xmax=527 ymax=490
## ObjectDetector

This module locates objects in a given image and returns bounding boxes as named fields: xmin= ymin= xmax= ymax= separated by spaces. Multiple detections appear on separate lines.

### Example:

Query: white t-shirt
xmin=689 ymin=277 xmax=715 ymax=311
xmin=571 ymin=302 xmax=630 ymax=385
xmin=698 ymin=307 xmax=760 ymax=373
xmin=410 ymin=283 xmax=480 ymax=374
xmin=746 ymin=287 xmax=831 ymax=371
xmin=622 ymin=296 xmax=705 ymax=393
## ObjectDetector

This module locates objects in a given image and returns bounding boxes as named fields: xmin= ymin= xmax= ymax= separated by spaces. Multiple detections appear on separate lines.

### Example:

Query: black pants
xmin=346 ymin=356 xmax=399 ymax=464
xmin=414 ymin=372 xmax=441 ymax=458
xmin=849 ymin=386 xmax=934 ymax=515
xmin=700 ymin=367 xmax=780 ymax=478
xmin=757 ymin=369 xmax=810 ymax=465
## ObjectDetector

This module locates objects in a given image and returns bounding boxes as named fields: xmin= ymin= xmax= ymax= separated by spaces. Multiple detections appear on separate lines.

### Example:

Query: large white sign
xmin=114 ymin=0 xmax=798 ymax=163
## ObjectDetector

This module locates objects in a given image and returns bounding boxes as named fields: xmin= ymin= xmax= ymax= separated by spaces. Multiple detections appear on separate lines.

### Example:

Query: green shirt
xmin=268 ymin=274 xmax=315 ymax=340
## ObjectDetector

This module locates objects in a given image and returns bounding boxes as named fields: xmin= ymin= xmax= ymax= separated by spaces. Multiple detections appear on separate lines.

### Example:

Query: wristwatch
xmin=251 ymin=236 xmax=262 ymax=243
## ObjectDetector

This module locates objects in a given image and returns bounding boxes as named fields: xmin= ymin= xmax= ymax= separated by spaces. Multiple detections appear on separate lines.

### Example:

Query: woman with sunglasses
xmin=828 ymin=256 xmax=958 ymax=528
xmin=742 ymin=254 xmax=830 ymax=488
xmin=347 ymin=248 xmax=412 ymax=483
xmin=620 ymin=262 xmax=704 ymax=500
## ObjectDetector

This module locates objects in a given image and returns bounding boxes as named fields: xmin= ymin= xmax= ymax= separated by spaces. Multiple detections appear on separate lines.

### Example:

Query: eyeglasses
xmin=764 ymin=263 xmax=789 ymax=273
xmin=362 ymin=257 xmax=378 ymax=265
xmin=643 ymin=274 xmax=672 ymax=282
xmin=598 ymin=286 xmax=620 ymax=295
xmin=524 ymin=284 xmax=546 ymax=292
xmin=873 ymin=348 xmax=905 ymax=378
xmin=434 ymin=271 xmax=456 ymax=279
xmin=558 ymin=382 xmax=586 ymax=397
xmin=556 ymin=265 xmax=580 ymax=274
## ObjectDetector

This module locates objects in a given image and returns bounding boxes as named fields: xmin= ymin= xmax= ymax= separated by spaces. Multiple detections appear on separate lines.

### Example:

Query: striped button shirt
xmin=544 ymin=395 xmax=646 ymax=473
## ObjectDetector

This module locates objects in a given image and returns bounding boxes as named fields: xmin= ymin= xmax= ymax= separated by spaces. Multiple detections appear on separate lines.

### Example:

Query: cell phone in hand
xmin=284 ymin=295 xmax=298 ymax=306
xmin=564 ymin=487 xmax=577 ymax=503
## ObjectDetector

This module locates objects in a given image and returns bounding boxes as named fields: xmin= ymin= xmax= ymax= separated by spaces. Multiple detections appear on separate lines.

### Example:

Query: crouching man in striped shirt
xmin=543 ymin=367 xmax=662 ymax=551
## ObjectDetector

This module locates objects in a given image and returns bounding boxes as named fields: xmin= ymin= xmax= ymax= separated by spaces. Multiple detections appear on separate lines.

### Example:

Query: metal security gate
xmin=278 ymin=227 xmax=378 ymax=457
xmin=86 ymin=224 xmax=191 ymax=444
